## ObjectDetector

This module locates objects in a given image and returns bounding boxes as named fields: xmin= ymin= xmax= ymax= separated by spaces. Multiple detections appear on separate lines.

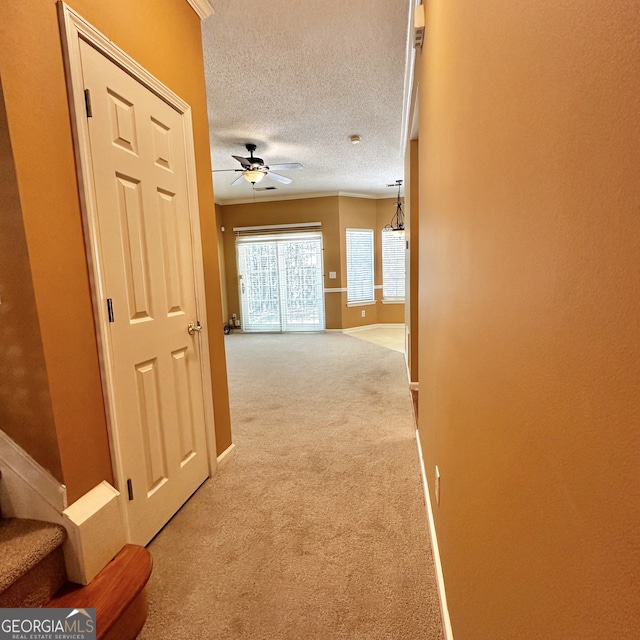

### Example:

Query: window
xmin=346 ymin=228 xmax=374 ymax=304
xmin=236 ymin=231 xmax=325 ymax=332
xmin=382 ymin=229 xmax=405 ymax=301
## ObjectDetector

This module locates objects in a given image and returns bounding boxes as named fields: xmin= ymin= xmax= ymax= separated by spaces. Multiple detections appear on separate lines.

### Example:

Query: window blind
xmin=346 ymin=228 xmax=374 ymax=303
xmin=381 ymin=229 xmax=405 ymax=300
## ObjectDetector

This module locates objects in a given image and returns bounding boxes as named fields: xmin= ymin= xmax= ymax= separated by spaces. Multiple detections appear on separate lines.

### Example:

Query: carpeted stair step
xmin=0 ymin=518 xmax=67 ymax=608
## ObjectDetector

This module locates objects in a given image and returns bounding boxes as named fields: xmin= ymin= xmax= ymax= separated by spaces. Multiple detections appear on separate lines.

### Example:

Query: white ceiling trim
xmin=187 ymin=0 xmax=214 ymax=20
xmin=400 ymin=0 xmax=419 ymax=155
xmin=216 ymin=191 xmax=400 ymax=207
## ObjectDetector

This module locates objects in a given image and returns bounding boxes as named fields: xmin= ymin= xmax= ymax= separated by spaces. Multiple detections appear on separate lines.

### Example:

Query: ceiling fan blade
xmin=232 ymin=155 xmax=252 ymax=168
xmin=266 ymin=172 xmax=293 ymax=185
xmin=212 ymin=168 xmax=243 ymax=172
xmin=231 ymin=173 xmax=246 ymax=185
xmin=268 ymin=163 xmax=303 ymax=171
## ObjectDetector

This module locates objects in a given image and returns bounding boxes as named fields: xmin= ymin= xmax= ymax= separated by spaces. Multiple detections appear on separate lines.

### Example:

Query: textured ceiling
xmin=202 ymin=0 xmax=412 ymax=205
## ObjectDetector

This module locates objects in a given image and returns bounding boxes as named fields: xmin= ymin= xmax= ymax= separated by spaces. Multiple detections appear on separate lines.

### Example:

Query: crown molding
xmin=213 ymin=191 xmax=399 ymax=206
xmin=187 ymin=0 xmax=215 ymax=20
xmin=400 ymin=0 xmax=419 ymax=154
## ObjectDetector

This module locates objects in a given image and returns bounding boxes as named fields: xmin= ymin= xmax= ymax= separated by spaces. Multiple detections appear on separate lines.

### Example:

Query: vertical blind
xmin=346 ymin=228 xmax=374 ymax=303
xmin=381 ymin=229 xmax=405 ymax=300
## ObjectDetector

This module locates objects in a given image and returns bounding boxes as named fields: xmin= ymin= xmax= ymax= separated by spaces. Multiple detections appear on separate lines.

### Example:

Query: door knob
xmin=188 ymin=321 xmax=202 ymax=335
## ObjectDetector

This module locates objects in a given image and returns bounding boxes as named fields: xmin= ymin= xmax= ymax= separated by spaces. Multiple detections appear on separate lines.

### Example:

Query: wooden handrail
xmin=47 ymin=544 xmax=152 ymax=640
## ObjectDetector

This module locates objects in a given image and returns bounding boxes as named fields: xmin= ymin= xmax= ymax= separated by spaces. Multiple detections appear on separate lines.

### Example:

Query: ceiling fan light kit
xmin=213 ymin=143 xmax=303 ymax=187
xmin=243 ymin=169 xmax=267 ymax=184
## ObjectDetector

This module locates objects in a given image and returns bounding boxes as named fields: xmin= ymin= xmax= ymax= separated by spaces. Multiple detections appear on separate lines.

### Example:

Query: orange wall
xmin=216 ymin=204 xmax=229 ymax=324
xmin=219 ymin=197 xmax=342 ymax=328
xmin=339 ymin=197 xmax=378 ymax=328
xmin=338 ymin=196 xmax=405 ymax=328
xmin=405 ymin=140 xmax=419 ymax=383
xmin=418 ymin=1 xmax=640 ymax=638
xmin=0 ymin=81 xmax=62 ymax=480
xmin=1 ymin=1 xmax=113 ymax=499
xmin=0 ymin=0 xmax=232 ymax=499
xmin=219 ymin=195 xmax=405 ymax=331
xmin=375 ymin=198 xmax=405 ymax=325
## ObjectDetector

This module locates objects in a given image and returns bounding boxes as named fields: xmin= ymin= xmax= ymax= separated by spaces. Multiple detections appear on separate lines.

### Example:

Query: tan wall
xmin=337 ymin=197 xmax=405 ymax=329
xmin=0 ymin=80 xmax=62 ymax=480
xmin=405 ymin=140 xmax=419 ymax=383
xmin=0 ymin=0 xmax=232 ymax=499
xmin=375 ymin=198 xmax=405 ymax=325
xmin=219 ymin=196 xmax=341 ymax=328
xmin=216 ymin=204 xmax=229 ymax=324
xmin=418 ymin=1 xmax=640 ymax=638
xmin=218 ymin=196 xmax=405 ymax=332
xmin=338 ymin=197 xmax=378 ymax=328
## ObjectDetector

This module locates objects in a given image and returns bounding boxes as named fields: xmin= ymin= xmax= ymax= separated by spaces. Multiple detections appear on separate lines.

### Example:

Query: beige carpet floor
xmin=139 ymin=332 xmax=443 ymax=640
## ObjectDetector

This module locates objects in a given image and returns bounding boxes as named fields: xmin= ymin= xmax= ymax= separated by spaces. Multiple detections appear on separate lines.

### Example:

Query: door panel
xmin=135 ymin=358 xmax=168 ymax=493
xmin=80 ymin=40 xmax=209 ymax=545
xmin=158 ymin=191 xmax=184 ymax=314
xmin=116 ymin=174 xmax=153 ymax=320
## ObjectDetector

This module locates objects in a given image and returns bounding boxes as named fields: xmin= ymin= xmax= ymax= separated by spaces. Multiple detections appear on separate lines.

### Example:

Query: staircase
xmin=0 ymin=515 xmax=152 ymax=639
xmin=0 ymin=518 xmax=67 ymax=608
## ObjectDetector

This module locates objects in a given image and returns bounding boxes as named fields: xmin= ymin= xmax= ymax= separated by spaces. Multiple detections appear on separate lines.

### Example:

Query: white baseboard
xmin=415 ymin=428 xmax=454 ymax=640
xmin=216 ymin=443 xmax=236 ymax=470
xmin=0 ymin=430 xmax=126 ymax=586
xmin=342 ymin=323 xmax=404 ymax=334
xmin=0 ymin=429 xmax=67 ymax=512
xmin=186 ymin=0 xmax=215 ymax=19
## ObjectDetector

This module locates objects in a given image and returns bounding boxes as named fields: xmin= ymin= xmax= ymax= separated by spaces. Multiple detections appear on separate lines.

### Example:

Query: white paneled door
xmin=80 ymin=40 xmax=209 ymax=545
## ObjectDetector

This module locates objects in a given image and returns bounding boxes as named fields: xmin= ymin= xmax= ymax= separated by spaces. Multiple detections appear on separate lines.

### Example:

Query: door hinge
xmin=84 ymin=88 xmax=92 ymax=118
xmin=106 ymin=298 xmax=114 ymax=323
xmin=127 ymin=479 xmax=134 ymax=501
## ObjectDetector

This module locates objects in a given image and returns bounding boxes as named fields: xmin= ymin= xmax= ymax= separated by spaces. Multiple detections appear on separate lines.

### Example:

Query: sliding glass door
xmin=236 ymin=231 xmax=325 ymax=332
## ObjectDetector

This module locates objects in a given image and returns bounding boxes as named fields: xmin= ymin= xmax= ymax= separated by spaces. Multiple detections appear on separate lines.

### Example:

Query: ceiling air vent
xmin=254 ymin=186 xmax=277 ymax=191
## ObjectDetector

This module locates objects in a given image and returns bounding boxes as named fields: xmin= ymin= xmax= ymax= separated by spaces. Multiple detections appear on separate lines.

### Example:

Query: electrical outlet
xmin=329 ymin=271 xmax=336 ymax=279
xmin=361 ymin=310 xmax=366 ymax=317
xmin=435 ymin=466 xmax=441 ymax=506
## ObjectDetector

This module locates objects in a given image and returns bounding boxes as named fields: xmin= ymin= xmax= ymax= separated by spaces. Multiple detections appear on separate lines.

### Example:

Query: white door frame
xmin=57 ymin=3 xmax=218 ymax=524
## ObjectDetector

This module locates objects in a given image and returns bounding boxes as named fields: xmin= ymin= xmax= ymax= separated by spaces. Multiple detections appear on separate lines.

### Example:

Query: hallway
xmin=139 ymin=332 xmax=443 ymax=639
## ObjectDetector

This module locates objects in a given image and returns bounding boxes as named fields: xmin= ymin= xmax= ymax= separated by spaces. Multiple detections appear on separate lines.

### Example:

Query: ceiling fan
xmin=213 ymin=143 xmax=303 ymax=185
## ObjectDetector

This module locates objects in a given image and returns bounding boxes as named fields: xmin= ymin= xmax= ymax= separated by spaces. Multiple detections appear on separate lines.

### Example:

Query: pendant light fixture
xmin=384 ymin=179 xmax=404 ymax=232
